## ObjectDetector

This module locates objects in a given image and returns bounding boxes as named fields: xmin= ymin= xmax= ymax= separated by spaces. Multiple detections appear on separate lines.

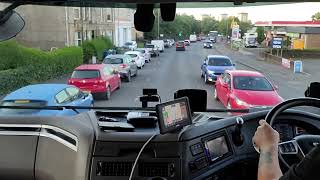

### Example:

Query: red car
xmin=214 ymin=70 xmax=283 ymax=110
xmin=68 ymin=64 xmax=121 ymax=100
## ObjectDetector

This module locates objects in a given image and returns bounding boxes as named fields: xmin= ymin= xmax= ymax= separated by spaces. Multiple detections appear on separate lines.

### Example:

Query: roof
xmin=207 ymin=55 xmax=231 ymax=59
xmin=255 ymin=21 xmax=320 ymax=27
xmin=3 ymin=84 xmax=72 ymax=101
xmin=226 ymin=70 xmax=264 ymax=77
xmin=75 ymin=64 xmax=105 ymax=70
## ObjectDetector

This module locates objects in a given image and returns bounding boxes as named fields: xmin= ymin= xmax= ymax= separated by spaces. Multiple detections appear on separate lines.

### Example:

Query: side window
xmin=226 ymin=74 xmax=231 ymax=87
xmin=127 ymin=56 xmax=132 ymax=63
xmin=55 ymin=90 xmax=70 ymax=104
xmin=66 ymin=87 xmax=80 ymax=100
xmin=103 ymin=67 xmax=112 ymax=76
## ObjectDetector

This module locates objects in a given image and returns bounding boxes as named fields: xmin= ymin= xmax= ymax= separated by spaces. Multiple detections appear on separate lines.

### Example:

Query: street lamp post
xmin=157 ymin=9 xmax=160 ymax=39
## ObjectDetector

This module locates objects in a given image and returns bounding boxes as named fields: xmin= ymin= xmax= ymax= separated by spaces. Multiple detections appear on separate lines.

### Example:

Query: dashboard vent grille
xmin=97 ymin=161 xmax=133 ymax=176
xmin=138 ymin=162 xmax=169 ymax=177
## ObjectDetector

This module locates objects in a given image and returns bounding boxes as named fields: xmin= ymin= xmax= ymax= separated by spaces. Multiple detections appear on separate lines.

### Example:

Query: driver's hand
xmin=253 ymin=120 xmax=280 ymax=151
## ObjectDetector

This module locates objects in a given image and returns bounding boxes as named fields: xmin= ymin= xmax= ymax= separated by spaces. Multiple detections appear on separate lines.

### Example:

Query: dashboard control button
xmin=190 ymin=143 xmax=204 ymax=156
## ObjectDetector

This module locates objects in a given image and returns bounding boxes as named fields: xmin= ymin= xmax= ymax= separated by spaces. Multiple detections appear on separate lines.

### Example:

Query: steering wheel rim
xmin=256 ymin=98 xmax=320 ymax=168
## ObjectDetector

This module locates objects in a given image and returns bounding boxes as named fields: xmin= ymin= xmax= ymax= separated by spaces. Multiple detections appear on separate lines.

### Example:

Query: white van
xmin=189 ymin=34 xmax=197 ymax=42
xmin=151 ymin=40 xmax=165 ymax=52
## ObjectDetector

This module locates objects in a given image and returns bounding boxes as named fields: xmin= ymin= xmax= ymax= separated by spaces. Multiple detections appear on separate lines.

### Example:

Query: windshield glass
xmin=233 ymin=76 xmax=274 ymax=91
xmin=1 ymin=2 xmax=320 ymax=117
xmin=71 ymin=70 xmax=100 ymax=79
xmin=104 ymin=58 xmax=124 ymax=64
xmin=208 ymin=58 xmax=232 ymax=66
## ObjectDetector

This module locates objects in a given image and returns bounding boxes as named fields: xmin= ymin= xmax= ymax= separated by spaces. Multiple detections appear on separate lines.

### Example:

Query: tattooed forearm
xmin=259 ymin=150 xmax=273 ymax=167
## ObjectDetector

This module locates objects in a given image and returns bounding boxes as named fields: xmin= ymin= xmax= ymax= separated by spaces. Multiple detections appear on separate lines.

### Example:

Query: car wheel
xmin=126 ymin=72 xmax=131 ymax=82
xmin=201 ymin=70 xmax=204 ymax=78
xmin=204 ymin=74 xmax=208 ymax=84
xmin=105 ymin=86 xmax=111 ymax=100
xmin=227 ymin=100 xmax=231 ymax=110
xmin=149 ymin=58 xmax=151 ymax=62
xmin=117 ymin=80 xmax=121 ymax=89
xmin=214 ymin=88 xmax=219 ymax=101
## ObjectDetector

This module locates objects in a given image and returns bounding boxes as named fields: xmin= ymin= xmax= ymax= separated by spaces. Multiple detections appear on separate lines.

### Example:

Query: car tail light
xmin=94 ymin=79 xmax=104 ymax=84
xmin=68 ymin=80 xmax=74 ymax=84
xmin=120 ymin=64 xmax=127 ymax=68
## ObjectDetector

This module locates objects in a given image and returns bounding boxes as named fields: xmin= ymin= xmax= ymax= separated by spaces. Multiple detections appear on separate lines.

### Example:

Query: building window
xmin=75 ymin=32 xmax=82 ymax=46
xmin=91 ymin=30 xmax=95 ymax=39
xmin=74 ymin=8 xmax=80 ymax=20
xmin=107 ymin=14 xmax=111 ymax=21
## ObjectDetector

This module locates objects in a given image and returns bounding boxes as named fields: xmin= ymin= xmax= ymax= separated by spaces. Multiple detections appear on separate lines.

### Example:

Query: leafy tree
xmin=312 ymin=12 xmax=320 ymax=21
xmin=239 ymin=21 xmax=253 ymax=37
xmin=256 ymin=27 xmax=265 ymax=44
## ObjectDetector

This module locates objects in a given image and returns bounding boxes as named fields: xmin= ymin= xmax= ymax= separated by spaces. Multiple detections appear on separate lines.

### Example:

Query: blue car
xmin=0 ymin=84 xmax=93 ymax=116
xmin=201 ymin=55 xmax=235 ymax=83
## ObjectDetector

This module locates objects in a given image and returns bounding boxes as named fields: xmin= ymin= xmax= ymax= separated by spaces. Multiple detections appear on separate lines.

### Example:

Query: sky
xmin=176 ymin=2 xmax=320 ymax=23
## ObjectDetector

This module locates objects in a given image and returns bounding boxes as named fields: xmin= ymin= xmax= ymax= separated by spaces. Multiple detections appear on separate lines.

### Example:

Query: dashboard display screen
xmin=205 ymin=136 xmax=229 ymax=161
xmin=156 ymin=97 xmax=192 ymax=134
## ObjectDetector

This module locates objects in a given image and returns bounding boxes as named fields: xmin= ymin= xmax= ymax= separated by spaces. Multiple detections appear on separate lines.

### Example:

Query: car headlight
xmin=210 ymin=44 xmax=213 ymax=46
xmin=207 ymin=70 xmax=215 ymax=74
xmin=235 ymin=96 xmax=249 ymax=106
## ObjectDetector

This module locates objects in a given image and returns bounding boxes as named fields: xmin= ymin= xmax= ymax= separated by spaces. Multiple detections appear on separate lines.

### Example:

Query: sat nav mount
xmin=139 ymin=88 xmax=161 ymax=108
xmin=156 ymin=97 xmax=192 ymax=134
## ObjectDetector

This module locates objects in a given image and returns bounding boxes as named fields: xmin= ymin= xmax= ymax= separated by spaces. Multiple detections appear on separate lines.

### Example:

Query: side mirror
xmin=82 ymin=91 xmax=90 ymax=99
xmin=203 ymin=61 xmax=206 ymax=65
xmin=274 ymin=85 xmax=279 ymax=91
xmin=113 ymin=69 xmax=119 ymax=74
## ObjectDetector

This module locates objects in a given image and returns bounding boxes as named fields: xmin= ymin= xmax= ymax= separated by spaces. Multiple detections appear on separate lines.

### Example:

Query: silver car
xmin=102 ymin=54 xmax=138 ymax=82
xmin=136 ymin=48 xmax=151 ymax=63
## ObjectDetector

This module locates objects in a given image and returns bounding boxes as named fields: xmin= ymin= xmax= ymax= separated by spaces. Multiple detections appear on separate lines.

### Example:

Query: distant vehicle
xmin=151 ymin=40 xmax=165 ymax=52
xmin=189 ymin=34 xmax=197 ymax=42
xmin=168 ymin=39 xmax=175 ymax=46
xmin=0 ymin=84 xmax=93 ymax=116
xmin=197 ymin=36 xmax=201 ymax=41
xmin=176 ymin=41 xmax=186 ymax=51
xmin=103 ymin=54 xmax=138 ymax=82
xmin=145 ymin=44 xmax=160 ymax=57
xmin=68 ymin=64 xmax=121 ymax=100
xmin=214 ymin=70 xmax=283 ymax=110
xmin=163 ymin=39 xmax=171 ymax=48
xmin=201 ymin=36 xmax=206 ymax=40
xmin=125 ymin=51 xmax=145 ymax=69
xmin=184 ymin=40 xmax=191 ymax=46
xmin=201 ymin=55 xmax=235 ymax=83
xmin=136 ymin=48 xmax=151 ymax=63
xmin=123 ymin=41 xmax=137 ymax=50
xmin=243 ymin=33 xmax=258 ymax=48
xmin=209 ymin=31 xmax=218 ymax=43
xmin=203 ymin=40 xmax=213 ymax=48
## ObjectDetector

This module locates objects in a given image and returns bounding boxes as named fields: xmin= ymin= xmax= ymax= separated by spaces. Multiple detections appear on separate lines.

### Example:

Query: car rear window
xmin=127 ymin=54 xmax=137 ymax=58
xmin=71 ymin=70 xmax=100 ymax=79
xmin=233 ymin=76 xmax=273 ymax=91
xmin=0 ymin=100 xmax=47 ymax=114
xmin=178 ymin=42 xmax=184 ymax=45
xmin=125 ymin=42 xmax=132 ymax=45
xmin=208 ymin=58 xmax=232 ymax=66
xmin=138 ymin=50 xmax=145 ymax=53
xmin=145 ymin=44 xmax=154 ymax=48
xmin=103 ymin=58 xmax=124 ymax=64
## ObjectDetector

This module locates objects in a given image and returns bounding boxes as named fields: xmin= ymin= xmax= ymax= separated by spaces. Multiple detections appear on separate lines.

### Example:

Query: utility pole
xmin=157 ymin=9 xmax=160 ymax=39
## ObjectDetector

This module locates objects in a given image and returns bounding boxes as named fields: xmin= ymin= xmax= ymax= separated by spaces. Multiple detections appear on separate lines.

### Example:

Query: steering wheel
xmin=255 ymin=98 xmax=320 ymax=168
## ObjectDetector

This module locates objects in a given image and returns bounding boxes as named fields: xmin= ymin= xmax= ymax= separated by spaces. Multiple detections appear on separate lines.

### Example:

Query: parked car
xmin=176 ymin=41 xmax=186 ymax=51
xmin=136 ymin=48 xmax=151 ymax=63
xmin=203 ymin=40 xmax=213 ymax=48
xmin=163 ymin=39 xmax=171 ymax=48
xmin=151 ymin=40 xmax=165 ymax=52
xmin=0 ymin=84 xmax=93 ymax=116
xmin=201 ymin=55 xmax=235 ymax=83
xmin=197 ymin=36 xmax=201 ymax=41
xmin=214 ymin=70 xmax=283 ymax=110
xmin=103 ymin=54 xmax=138 ymax=82
xmin=68 ymin=64 xmax=121 ymax=100
xmin=145 ymin=44 xmax=160 ymax=57
xmin=169 ymin=39 xmax=175 ymax=46
xmin=123 ymin=41 xmax=137 ymax=50
xmin=201 ymin=36 xmax=206 ymax=40
xmin=189 ymin=34 xmax=197 ymax=42
xmin=184 ymin=40 xmax=191 ymax=46
xmin=125 ymin=51 xmax=145 ymax=69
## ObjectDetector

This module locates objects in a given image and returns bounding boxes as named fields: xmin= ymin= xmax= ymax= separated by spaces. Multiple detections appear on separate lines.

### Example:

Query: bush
xmin=0 ymin=42 xmax=83 ymax=95
xmin=82 ymin=41 xmax=97 ymax=64
xmin=82 ymin=37 xmax=114 ymax=62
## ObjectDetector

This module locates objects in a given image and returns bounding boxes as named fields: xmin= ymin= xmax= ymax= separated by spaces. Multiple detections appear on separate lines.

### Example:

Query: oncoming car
xmin=0 ymin=84 xmax=93 ymax=116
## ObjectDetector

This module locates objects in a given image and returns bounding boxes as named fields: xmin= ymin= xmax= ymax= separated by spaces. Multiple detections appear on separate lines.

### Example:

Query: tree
xmin=256 ymin=27 xmax=265 ymax=44
xmin=239 ymin=21 xmax=253 ymax=37
xmin=218 ymin=17 xmax=239 ymax=36
xmin=312 ymin=12 xmax=320 ymax=21
xmin=201 ymin=16 xmax=219 ymax=34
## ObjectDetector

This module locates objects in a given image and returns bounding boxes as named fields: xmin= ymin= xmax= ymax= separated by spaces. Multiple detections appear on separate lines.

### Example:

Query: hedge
xmin=0 ymin=41 xmax=83 ymax=95
xmin=82 ymin=37 xmax=114 ymax=62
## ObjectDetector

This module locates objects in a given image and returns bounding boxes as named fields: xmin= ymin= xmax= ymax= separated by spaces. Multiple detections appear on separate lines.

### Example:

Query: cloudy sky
xmin=176 ymin=2 xmax=320 ymax=22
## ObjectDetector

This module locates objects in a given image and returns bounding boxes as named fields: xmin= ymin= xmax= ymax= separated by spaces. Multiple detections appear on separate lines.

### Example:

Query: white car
xmin=124 ymin=51 xmax=145 ymax=68
xmin=151 ymin=40 xmax=165 ymax=53
xmin=136 ymin=48 xmax=151 ymax=63
xmin=124 ymin=41 xmax=137 ymax=50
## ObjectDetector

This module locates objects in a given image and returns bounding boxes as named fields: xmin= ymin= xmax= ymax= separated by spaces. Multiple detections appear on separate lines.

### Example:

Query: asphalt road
xmin=43 ymin=41 xmax=314 ymax=113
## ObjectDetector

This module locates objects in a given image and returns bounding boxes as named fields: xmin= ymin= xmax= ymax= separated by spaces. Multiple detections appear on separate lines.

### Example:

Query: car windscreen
xmin=208 ymin=57 xmax=232 ymax=66
xmin=233 ymin=76 xmax=274 ymax=91
xmin=137 ymin=50 xmax=145 ymax=53
xmin=0 ymin=100 xmax=47 ymax=114
xmin=145 ymin=45 xmax=154 ymax=48
xmin=71 ymin=70 xmax=100 ymax=79
xmin=103 ymin=58 xmax=124 ymax=64
xmin=127 ymin=54 xmax=137 ymax=58
xmin=125 ymin=42 xmax=132 ymax=45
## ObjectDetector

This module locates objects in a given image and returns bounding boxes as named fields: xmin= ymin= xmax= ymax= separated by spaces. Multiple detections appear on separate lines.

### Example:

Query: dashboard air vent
xmin=97 ymin=161 xmax=133 ymax=176
xmin=138 ymin=162 xmax=171 ymax=177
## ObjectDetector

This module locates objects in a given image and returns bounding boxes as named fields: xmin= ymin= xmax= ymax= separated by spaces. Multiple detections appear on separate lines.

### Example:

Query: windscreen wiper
xmin=0 ymin=105 xmax=81 ymax=114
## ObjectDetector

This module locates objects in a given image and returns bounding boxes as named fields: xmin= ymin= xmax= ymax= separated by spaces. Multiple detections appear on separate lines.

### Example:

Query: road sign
xmin=294 ymin=61 xmax=303 ymax=73
xmin=272 ymin=37 xmax=283 ymax=49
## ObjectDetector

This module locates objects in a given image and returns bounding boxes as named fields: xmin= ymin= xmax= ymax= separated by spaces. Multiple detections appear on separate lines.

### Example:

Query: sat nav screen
xmin=205 ymin=136 xmax=229 ymax=161
xmin=162 ymin=102 xmax=188 ymax=128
